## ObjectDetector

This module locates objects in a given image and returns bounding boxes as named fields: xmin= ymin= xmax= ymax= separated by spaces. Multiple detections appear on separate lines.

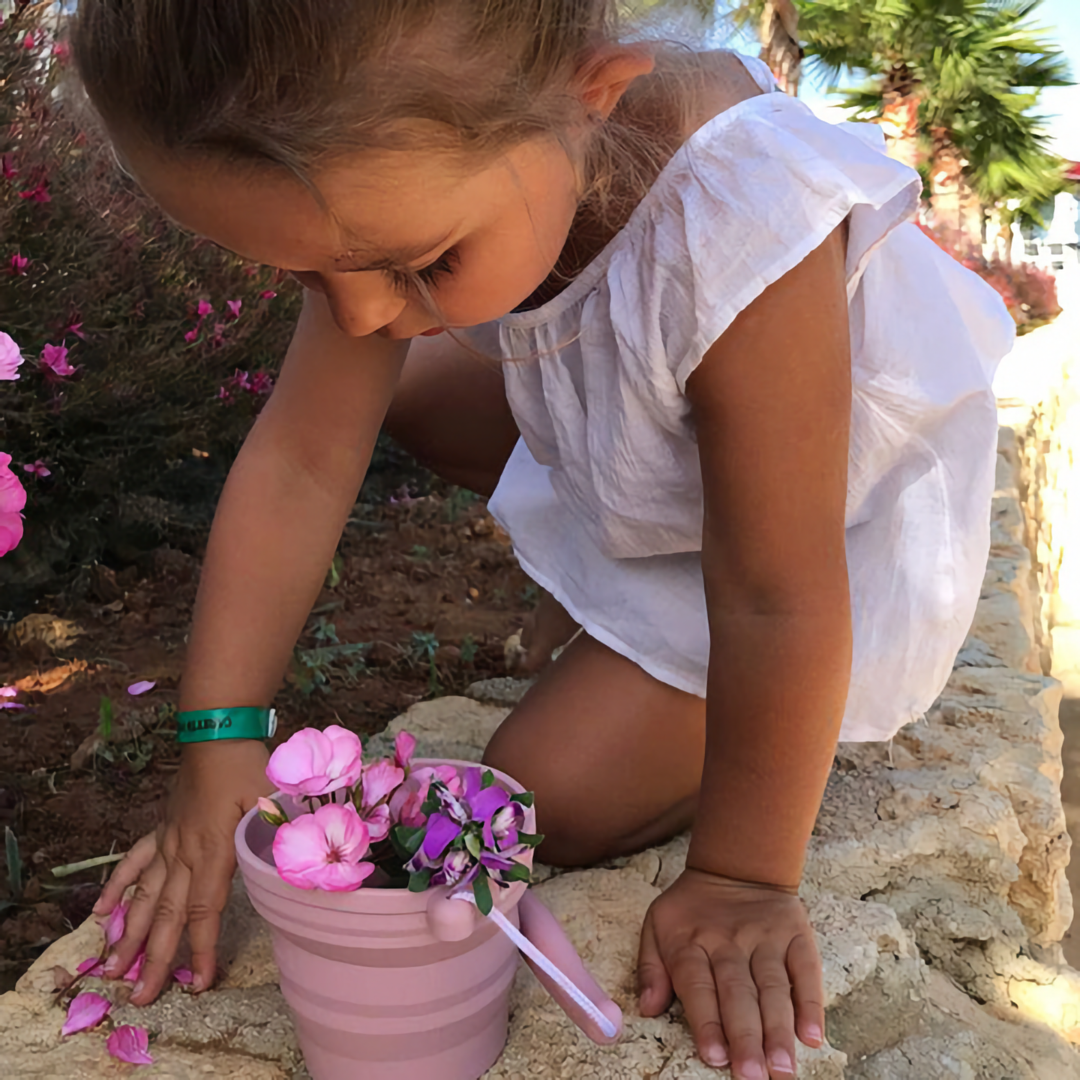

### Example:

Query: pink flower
xmin=272 ymin=803 xmax=375 ymax=891
xmin=394 ymin=731 xmax=417 ymax=771
xmin=18 ymin=181 xmax=50 ymax=203
xmin=22 ymin=460 xmax=50 ymax=478
xmin=196 ymin=299 xmax=213 ymax=318
xmin=1 ymin=155 xmax=18 ymax=180
xmin=266 ymin=725 xmax=363 ymax=797
xmin=173 ymin=967 xmax=194 ymax=985
xmin=248 ymin=372 xmax=274 ymax=396
xmin=107 ymin=1025 xmax=154 ymax=1066
xmin=389 ymin=764 xmax=460 ymax=828
xmin=63 ymin=319 xmax=87 ymax=341
xmin=184 ymin=327 xmax=201 ymax=344
xmin=0 ymin=513 xmax=23 ymax=557
xmin=9 ymin=253 xmax=28 ymax=275
xmin=225 ymin=299 xmax=242 ymax=319
xmin=216 ymin=386 xmax=232 ymax=402
xmin=22 ymin=30 xmax=37 ymax=50
xmin=355 ymin=759 xmax=404 ymax=842
xmin=0 ymin=332 xmax=23 ymax=379
xmin=52 ymin=41 xmax=71 ymax=62
xmin=257 ymin=796 xmax=287 ymax=826
xmin=260 ymin=290 xmax=277 ymax=300
xmin=0 ymin=453 xmax=27 ymax=516
xmin=40 ymin=342 xmax=77 ymax=378
xmin=127 ymin=680 xmax=156 ymax=696
xmin=61 ymin=992 xmax=111 ymax=1036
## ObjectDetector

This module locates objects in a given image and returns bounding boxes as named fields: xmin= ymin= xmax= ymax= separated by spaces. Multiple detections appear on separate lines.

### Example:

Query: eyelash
xmin=387 ymin=248 xmax=458 ymax=294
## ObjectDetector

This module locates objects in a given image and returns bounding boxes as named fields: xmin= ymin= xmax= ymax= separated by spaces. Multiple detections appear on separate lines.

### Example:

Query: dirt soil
xmin=0 ymin=490 xmax=535 ymax=989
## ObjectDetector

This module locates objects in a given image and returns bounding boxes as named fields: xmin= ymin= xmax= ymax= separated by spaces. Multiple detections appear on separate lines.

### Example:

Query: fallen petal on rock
xmin=61 ymin=991 xmax=111 ymax=1036
xmin=172 ymin=967 xmax=194 ymax=985
xmin=76 ymin=956 xmax=104 ymax=977
xmin=107 ymin=1025 xmax=154 ymax=1065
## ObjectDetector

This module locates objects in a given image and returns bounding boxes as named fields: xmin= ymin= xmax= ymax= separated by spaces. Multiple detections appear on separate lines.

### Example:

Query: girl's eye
xmin=387 ymin=248 xmax=458 ymax=294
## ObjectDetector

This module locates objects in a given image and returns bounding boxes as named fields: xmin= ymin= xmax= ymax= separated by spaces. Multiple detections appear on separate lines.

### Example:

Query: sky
xmin=719 ymin=0 xmax=1080 ymax=162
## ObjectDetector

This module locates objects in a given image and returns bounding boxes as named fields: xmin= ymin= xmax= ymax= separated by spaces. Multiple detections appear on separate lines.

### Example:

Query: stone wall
xmin=4 ymin=429 xmax=1080 ymax=1078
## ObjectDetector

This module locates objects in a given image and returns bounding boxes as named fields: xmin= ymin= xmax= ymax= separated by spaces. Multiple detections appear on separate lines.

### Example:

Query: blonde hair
xmin=72 ymin=0 xmax=695 ymax=237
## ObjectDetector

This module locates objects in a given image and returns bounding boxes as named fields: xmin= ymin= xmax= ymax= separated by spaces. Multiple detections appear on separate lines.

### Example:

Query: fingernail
xmin=806 ymin=1023 xmax=823 ymax=1044
xmin=770 ymin=1049 xmax=795 ymax=1074
xmin=736 ymin=1064 xmax=767 ymax=1080
xmin=103 ymin=956 xmax=120 ymax=976
xmin=192 ymin=974 xmax=206 ymax=993
xmin=132 ymin=980 xmax=144 ymax=998
xmin=704 ymin=1046 xmax=730 ymax=1068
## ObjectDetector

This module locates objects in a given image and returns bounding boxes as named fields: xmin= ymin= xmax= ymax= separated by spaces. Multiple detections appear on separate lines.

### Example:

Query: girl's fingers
xmin=130 ymin=855 xmax=193 ymax=1006
xmin=636 ymin=915 xmax=674 ymax=1017
xmin=92 ymin=832 xmax=157 ymax=915
xmin=712 ymin=954 xmax=767 ymax=1080
xmin=788 ymin=932 xmax=825 ymax=1048
xmin=104 ymin=850 xmax=167 ymax=979
xmin=749 ymin=948 xmax=796 ymax=1077
xmin=670 ymin=947 xmax=729 ymax=1070
xmin=184 ymin=845 xmax=237 ymax=993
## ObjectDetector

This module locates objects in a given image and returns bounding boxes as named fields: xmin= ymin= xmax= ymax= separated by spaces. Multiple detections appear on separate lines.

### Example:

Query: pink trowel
xmin=426 ymin=887 xmax=624 ymax=1045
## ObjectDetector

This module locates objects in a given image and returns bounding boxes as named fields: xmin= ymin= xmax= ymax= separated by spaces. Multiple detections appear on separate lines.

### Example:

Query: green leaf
xmin=408 ymin=868 xmax=432 ymax=893
xmin=4 ymin=826 xmax=23 ymax=899
xmin=509 ymin=792 xmax=534 ymax=808
xmin=420 ymin=788 xmax=441 ymax=816
xmin=503 ymin=863 xmax=532 ymax=883
xmin=391 ymin=824 xmax=425 ymax=856
xmin=472 ymin=870 xmax=493 ymax=916
xmin=480 ymin=769 xmax=495 ymax=790
xmin=516 ymin=831 xmax=544 ymax=848
xmin=464 ymin=830 xmax=482 ymax=859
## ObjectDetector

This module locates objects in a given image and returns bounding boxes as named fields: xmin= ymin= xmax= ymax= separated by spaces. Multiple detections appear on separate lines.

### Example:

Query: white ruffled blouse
xmin=484 ymin=55 xmax=1015 ymax=742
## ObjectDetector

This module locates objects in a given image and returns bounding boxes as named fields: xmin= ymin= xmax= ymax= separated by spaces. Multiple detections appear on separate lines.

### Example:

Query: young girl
xmin=72 ymin=3 xmax=1014 ymax=1078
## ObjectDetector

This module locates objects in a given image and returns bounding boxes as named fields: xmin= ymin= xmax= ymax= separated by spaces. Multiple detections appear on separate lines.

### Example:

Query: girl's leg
xmin=483 ymin=633 xmax=706 ymax=866
xmin=382 ymin=336 xmax=519 ymax=497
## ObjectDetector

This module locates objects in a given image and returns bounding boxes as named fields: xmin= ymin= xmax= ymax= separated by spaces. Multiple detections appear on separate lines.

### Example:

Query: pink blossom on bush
xmin=9 ymin=252 xmax=28 ymax=275
xmin=40 ymin=342 xmax=76 ymax=378
xmin=63 ymin=319 xmax=86 ymax=340
xmin=196 ymin=299 xmax=213 ymax=318
xmin=0 ymin=332 xmax=24 ymax=379
xmin=260 ymin=290 xmax=277 ymax=300
xmin=107 ymin=1025 xmax=154 ymax=1066
xmin=184 ymin=327 xmax=201 ymax=344
xmin=18 ymin=180 xmax=50 ymax=203
xmin=272 ymin=802 xmax=375 ymax=891
xmin=266 ymin=725 xmax=364 ymax=797
xmin=248 ymin=371 xmax=274 ymax=395
xmin=225 ymin=299 xmax=242 ymax=319
xmin=61 ymin=992 xmax=111 ymax=1036
xmin=22 ymin=460 xmax=50 ymax=478
xmin=52 ymin=40 xmax=71 ymax=62
xmin=1 ymin=155 xmax=17 ymax=181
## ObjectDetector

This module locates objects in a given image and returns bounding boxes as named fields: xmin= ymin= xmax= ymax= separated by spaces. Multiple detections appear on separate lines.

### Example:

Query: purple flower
xmin=266 ymin=725 xmax=363 ymax=797
xmin=61 ymin=992 xmax=111 ymax=1036
xmin=420 ymin=812 xmax=462 ymax=862
xmin=107 ymin=1025 xmax=154 ymax=1066
xmin=21 ymin=460 xmax=50 ymax=478
xmin=272 ymin=802 xmax=375 ymax=891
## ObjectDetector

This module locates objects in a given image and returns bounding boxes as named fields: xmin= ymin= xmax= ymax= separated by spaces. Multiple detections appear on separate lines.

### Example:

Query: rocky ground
xmin=3 ymin=428 xmax=1080 ymax=1078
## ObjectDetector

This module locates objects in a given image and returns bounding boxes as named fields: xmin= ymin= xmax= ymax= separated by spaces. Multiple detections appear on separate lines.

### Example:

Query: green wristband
xmin=176 ymin=707 xmax=278 ymax=744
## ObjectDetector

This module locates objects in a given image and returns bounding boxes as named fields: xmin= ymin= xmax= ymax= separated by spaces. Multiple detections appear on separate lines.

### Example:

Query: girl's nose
xmin=323 ymin=274 xmax=408 ymax=338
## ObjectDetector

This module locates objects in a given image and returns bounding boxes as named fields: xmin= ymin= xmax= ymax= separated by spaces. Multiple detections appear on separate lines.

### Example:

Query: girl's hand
xmin=638 ymin=868 xmax=824 ymax=1079
xmin=93 ymin=740 xmax=273 ymax=1005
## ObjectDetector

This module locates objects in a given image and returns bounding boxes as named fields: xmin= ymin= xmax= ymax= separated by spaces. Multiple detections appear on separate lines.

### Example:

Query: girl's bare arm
xmin=98 ymin=289 xmax=408 ymax=1003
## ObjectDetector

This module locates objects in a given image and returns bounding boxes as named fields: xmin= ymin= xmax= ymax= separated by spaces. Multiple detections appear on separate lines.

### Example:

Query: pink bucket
xmin=235 ymin=759 xmax=620 ymax=1080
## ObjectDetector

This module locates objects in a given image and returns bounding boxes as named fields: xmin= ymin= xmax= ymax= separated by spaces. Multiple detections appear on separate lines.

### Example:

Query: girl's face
xmin=124 ymin=137 xmax=583 ymax=339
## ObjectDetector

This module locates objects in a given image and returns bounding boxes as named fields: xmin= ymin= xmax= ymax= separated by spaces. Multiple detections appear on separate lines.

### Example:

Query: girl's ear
xmin=575 ymin=45 xmax=656 ymax=119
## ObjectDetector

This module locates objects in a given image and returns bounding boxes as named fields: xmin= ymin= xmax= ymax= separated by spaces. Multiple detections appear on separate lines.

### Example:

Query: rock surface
xmin=4 ymin=428 xmax=1080 ymax=1077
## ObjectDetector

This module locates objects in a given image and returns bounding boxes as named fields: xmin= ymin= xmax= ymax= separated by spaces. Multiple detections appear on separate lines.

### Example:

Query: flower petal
xmin=107 ymin=1025 xmax=155 ymax=1065
xmin=470 ymin=786 xmax=510 ymax=824
xmin=126 ymin=680 xmax=156 ymax=696
xmin=62 ymin=991 xmax=111 ymax=1036
xmin=393 ymin=731 xmax=417 ymax=771
xmin=102 ymin=902 xmax=127 ymax=948
xmin=76 ymin=956 xmax=105 ymax=976
xmin=422 ymin=812 xmax=462 ymax=861
xmin=173 ymin=967 xmax=194 ymax=985
xmin=361 ymin=759 xmax=404 ymax=810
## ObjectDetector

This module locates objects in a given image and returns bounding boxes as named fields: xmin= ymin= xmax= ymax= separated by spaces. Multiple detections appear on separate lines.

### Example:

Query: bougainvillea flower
xmin=107 ymin=1025 xmax=155 ymax=1065
xmin=260 ymin=290 xmax=277 ymax=300
xmin=225 ymin=299 xmax=242 ymax=319
xmin=0 ymin=454 xmax=28 ymax=515
xmin=184 ymin=327 xmax=201 ymax=344
xmin=0 ymin=512 xmax=23 ymax=557
xmin=76 ymin=956 xmax=105 ymax=976
xmin=61 ymin=992 xmax=111 ymax=1036
xmin=272 ymin=802 xmax=375 ymax=891
xmin=102 ymin=902 xmax=128 ymax=948
xmin=40 ymin=342 xmax=76 ymax=377
xmin=9 ymin=253 xmax=28 ymax=275
xmin=127 ymin=680 xmax=156 ymax=696
xmin=394 ymin=731 xmax=417 ymax=772
xmin=18 ymin=181 xmax=50 ymax=203
xmin=196 ymin=299 xmax=213 ymax=318
xmin=63 ymin=319 xmax=87 ymax=340
xmin=22 ymin=460 xmax=50 ymax=478
xmin=0 ymin=332 xmax=23 ymax=379
xmin=266 ymin=725 xmax=363 ymax=797
xmin=248 ymin=371 xmax=274 ymax=396
xmin=123 ymin=949 xmax=146 ymax=983
xmin=1 ymin=154 xmax=18 ymax=180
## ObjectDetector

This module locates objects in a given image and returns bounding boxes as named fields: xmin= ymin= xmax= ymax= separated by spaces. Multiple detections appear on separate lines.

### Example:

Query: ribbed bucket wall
xmin=235 ymin=760 xmax=534 ymax=1080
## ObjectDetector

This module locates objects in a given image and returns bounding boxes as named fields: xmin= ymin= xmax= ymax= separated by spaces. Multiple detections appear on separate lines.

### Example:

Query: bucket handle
xmin=451 ymin=890 xmax=623 ymax=1045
